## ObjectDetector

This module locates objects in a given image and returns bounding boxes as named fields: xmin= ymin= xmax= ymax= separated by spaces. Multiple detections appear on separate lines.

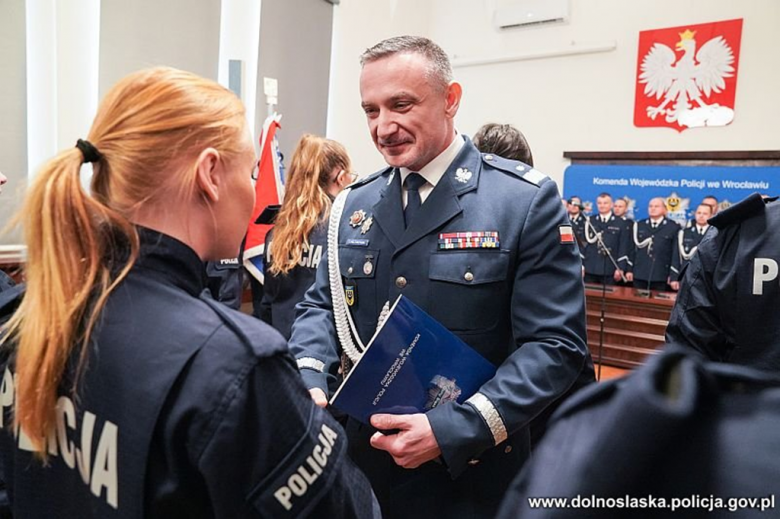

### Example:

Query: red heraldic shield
xmin=634 ymin=18 xmax=742 ymax=132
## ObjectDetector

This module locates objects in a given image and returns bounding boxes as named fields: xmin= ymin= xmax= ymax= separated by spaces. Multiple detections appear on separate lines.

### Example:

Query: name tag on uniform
xmin=438 ymin=231 xmax=500 ymax=250
xmin=346 ymin=238 xmax=369 ymax=247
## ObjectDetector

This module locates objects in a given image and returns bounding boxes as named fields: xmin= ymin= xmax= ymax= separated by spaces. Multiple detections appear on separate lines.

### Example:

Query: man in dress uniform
xmin=288 ymin=35 xmax=593 ymax=518
xmin=582 ymin=193 xmax=631 ymax=285
xmin=629 ymin=197 xmax=680 ymax=292
xmin=612 ymin=197 xmax=635 ymax=285
xmin=702 ymin=194 xmax=720 ymax=215
xmin=567 ymin=196 xmax=587 ymax=262
xmin=496 ymin=346 xmax=780 ymax=518
xmin=669 ymin=203 xmax=712 ymax=290
xmin=667 ymin=193 xmax=780 ymax=370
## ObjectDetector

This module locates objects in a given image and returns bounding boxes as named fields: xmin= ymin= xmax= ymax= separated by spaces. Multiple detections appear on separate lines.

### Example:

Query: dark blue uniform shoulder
xmin=347 ymin=166 xmax=393 ymax=191
xmin=709 ymin=193 xmax=775 ymax=229
xmin=480 ymin=153 xmax=548 ymax=188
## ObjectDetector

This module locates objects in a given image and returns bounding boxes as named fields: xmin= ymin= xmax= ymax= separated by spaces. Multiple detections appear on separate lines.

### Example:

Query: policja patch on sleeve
xmin=251 ymin=407 xmax=348 ymax=517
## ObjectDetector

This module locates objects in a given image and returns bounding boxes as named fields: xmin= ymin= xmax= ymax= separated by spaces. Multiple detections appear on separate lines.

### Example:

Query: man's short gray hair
xmin=360 ymin=36 xmax=453 ymax=91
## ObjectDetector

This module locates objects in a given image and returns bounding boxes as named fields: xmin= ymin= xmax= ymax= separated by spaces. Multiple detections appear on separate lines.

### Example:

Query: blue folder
xmin=330 ymin=295 xmax=497 ymax=424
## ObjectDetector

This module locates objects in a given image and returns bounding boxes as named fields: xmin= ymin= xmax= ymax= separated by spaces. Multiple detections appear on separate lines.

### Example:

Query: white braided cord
xmin=328 ymin=189 xmax=365 ymax=363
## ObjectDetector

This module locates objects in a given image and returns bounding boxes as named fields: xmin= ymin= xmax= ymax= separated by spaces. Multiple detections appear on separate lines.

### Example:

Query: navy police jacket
xmin=0 ymin=229 xmax=377 ymax=519
xmin=667 ymin=194 xmax=780 ymax=370
xmin=582 ymin=214 xmax=631 ymax=276
xmin=670 ymin=225 xmax=707 ymax=281
xmin=289 ymin=139 xmax=593 ymax=487
xmin=261 ymin=223 xmax=327 ymax=340
xmin=497 ymin=346 xmax=780 ymax=518
xmin=205 ymin=254 xmax=244 ymax=310
xmin=631 ymin=218 xmax=680 ymax=282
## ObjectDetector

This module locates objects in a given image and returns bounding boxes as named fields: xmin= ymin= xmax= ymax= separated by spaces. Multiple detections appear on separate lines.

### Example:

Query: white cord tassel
xmin=328 ymin=189 xmax=364 ymax=363
xmin=633 ymin=221 xmax=654 ymax=254
xmin=678 ymin=230 xmax=698 ymax=261
xmin=375 ymin=301 xmax=391 ymax=332
xmin=584 ymin=217 xmax=601 ymax=245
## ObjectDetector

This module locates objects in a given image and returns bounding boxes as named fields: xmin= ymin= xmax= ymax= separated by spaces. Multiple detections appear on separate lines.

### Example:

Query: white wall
xmin=327 ymin=0 xmax=780 ymax=185
xmin=218 ymin=0 xmax=262 ymax=135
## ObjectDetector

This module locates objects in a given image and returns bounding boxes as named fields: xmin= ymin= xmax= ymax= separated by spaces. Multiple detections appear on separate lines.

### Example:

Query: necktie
xmin=652 ymin=222 xmax=658 ymax=229
xmin=404 ymin=173 xmax=426 ymax=228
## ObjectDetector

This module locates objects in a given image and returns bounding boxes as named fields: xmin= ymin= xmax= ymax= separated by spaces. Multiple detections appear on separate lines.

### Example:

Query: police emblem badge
xmin=349 ymin=210 xmax=367 ymax=228
xmin=344 ymin=283 xmax=357 ymax=306
xmin=361 ymin=216 xmax=373 ymax=234
xmin=454 ymin=168 xmax=472 ymax=183
xmin=425 ymin=375 xmax=462 ymax=410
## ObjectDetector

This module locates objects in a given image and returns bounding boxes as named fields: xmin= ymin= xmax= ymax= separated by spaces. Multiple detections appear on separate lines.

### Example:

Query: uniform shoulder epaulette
xmin=480 ymin=153 xmax=547 ymax=187
xmin=348 ymin=166 xmax=392 ymax=190
xmin=709 ymin=193 xmax=768 ymax=230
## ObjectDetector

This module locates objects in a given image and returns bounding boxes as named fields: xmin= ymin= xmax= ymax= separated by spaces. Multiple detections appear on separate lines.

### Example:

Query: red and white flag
xmin=634 ymin=18 xmax=743 ymax=132
xmin=244 ymin=114 xmax=285 ymax=283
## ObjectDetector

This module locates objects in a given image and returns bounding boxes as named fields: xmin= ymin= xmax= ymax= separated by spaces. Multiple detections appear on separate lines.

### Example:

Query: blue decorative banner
xmin=563 ymin=164 xmax=778 ymax=223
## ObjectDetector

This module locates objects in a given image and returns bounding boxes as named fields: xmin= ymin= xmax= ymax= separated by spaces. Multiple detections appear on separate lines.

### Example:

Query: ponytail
xmin=1 ymin=66 xmax=248 ymax=456
xmin=3 ymin=147 xmax=138 ymax=454
xmin=270 ymin=135 xmax=351 ymax=275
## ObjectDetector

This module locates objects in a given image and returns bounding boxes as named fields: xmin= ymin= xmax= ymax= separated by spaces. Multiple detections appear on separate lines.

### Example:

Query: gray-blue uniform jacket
xmin=582 ymin=214 xmax=631 ymax=276
xmin=0 ymin=229 xmax=377 ymax=519
xmin=631 ymin=217 xmax=680 ymax=283
xmin=670 ymin=225 xmax=707 ymax=281
xmin=289 ymin=138 xmax=593 ymax=517
xmin=497 ymin=345 xmax=780 ymax=518
xmin=666 ymin=193 xmax=780 ymax=370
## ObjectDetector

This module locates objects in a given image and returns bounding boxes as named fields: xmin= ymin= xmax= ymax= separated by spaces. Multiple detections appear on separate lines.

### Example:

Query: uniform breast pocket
xmin=338 ymin=246 xmax=379 ymax=318
xmin=428 ymin=250 xmax=510 ymax=332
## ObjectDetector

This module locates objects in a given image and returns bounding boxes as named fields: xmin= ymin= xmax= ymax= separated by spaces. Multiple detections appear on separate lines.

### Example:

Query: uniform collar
xmin=650 ymin=217 xmax=664 ymax=225
xmin=599 ymin=212 xmax=612 ymax=221
xmin=400 ymin=132 xmax=464 ymax=188
xmin=135 ymin=227 xmax=208 ymax=298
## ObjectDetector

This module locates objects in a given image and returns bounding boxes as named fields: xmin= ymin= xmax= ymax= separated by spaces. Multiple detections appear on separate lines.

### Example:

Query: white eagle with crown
xmin=639 ymin=29 xmax=736 ymax=128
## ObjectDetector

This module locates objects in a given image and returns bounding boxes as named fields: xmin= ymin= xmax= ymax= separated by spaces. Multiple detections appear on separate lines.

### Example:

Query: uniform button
xmin=468 ymin=459 xmax=480 ymax=466
xmin=484 ymin=154 xmax=494 ymax=161
xmin=347 ymin=266 xmax=353 ymax=275
xmin=395 ymin=276 xmax=407 ymax=289
xmin=504 ymin=445 xmax=512 ymax=454
xmin=464 ymin=271 xmax=474 ymax=282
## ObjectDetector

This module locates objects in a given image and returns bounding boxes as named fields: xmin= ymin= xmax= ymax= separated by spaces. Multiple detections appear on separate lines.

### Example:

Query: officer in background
xmin=702 ymin=194 xmax=720 ymax=215
xmin=205 ymin=251 xmax=244 ymax=310
xmin=0 ymin=67 xmax=377 ymax=518
xmin=629 ymin=197 xmax=680 ymax=291
xmin=583 ymin=193 xmax=631 ymax=285
xmin=497 ymin=345 xmax=780 ymax=518
xmin=260 ymin=134 xmax=354 ymax=340
xmin=669 ymin=202 xmax=712 ymax=290
xmin=472 ymin=122 xmax=534 ymax=167
xmin=667 ymin=193 xmax=780 ymax=370
xmin=612 ymin=197 xmax=635 ymax=285
xmin=567 ymin=196 xmax=587 ymax=262
xmin=289 ymin=35 xmax=593 ymax=518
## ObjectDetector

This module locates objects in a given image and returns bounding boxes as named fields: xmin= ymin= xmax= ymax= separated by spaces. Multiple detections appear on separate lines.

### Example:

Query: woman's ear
xmin=194 ymin=148 xmax=221 ymax=203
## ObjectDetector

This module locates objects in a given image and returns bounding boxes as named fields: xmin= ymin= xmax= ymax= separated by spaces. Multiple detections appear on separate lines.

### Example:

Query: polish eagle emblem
xmin=639 ymin=28 xmax=736 ymax=129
